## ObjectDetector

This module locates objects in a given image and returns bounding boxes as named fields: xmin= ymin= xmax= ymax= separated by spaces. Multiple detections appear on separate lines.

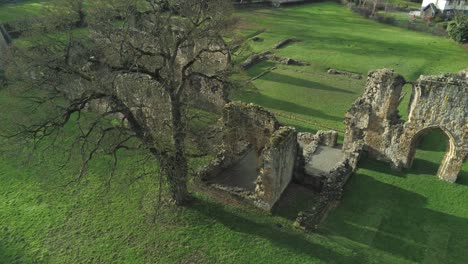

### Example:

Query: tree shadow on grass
xmin=243 ymin=91 xmax=343 ymax=122
xmin=0 ymin=243 xmax=24 ymax=264
xmin=323 ymin=167 xmax=468 ymax=263
xmin=262 ymin=71 xmax=355 ymax=95
xmin=189 ymin=197 xmax=367 ymax=263
xmin=456 ymin=165 xmax=468 ymax=186
xmin=246 ymin=60 xmax=277 ymax=78
xmin=357 ymin=156 xmax=407 ymax=178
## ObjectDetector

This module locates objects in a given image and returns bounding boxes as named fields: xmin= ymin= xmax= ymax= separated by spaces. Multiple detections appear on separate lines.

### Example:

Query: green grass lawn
xmin=0 ymin=0 xmax=49 ymax=23
xmin=1 ymin=88 xmax=467 ymax=263
xmin=386 ymin=0 xmax=422 ymax=9
xmin=1 ymin=2 xmax=468 ymax=263
xmin=233 ymin=2 xmax=468 ymax=132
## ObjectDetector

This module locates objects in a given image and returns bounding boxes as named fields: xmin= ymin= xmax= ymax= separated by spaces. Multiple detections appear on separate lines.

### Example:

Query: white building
xmin=421 ymin=0 xmax=468 ymax=14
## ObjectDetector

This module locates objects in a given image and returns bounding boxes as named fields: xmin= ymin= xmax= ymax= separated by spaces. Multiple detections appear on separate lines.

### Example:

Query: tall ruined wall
xmin=189 ymin=75 xmax=229 ymax=112
xmin=395 ymin=71 xmax=468 ymax=182
xmin=256 ymin=126 xmax=297 ymax=210
xmin=222 ymin=102 xmax=280 ymax=155
xmin=343 ymin=69 xmax=405 ymax=160
xmin=202 ymin=102 xmax=297 ymax=211
xmin=344 ymin=69 xmax=467 ymax=182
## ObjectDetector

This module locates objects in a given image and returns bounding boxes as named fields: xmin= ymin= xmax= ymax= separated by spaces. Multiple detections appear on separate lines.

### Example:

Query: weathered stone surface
xmin=294 ymin=147 xmax=362 ymax=231
xmin=297 ymin=132 xmax=320 ymax=163
xmin=256 ymin=126 xmax=298 ymax=210
xmin=294 ymin=130 xmax=351 ymax=193
xmin=297 ymin=131 xmax=338 ymax=164
xmin=344 ymin=69 xmax=467 ymax=182
xmin=189 ymin=74 xmax=229 ymax=112
xmin=316 ymin=130 xmax=338 ymax=147
xmin=327 ymin=68 xmax=363 ymax=79
xmin=264 ymin=53 xmax=309 ymax=66
xmin=251 ymin=36 xmax=263 ymax=42
xmin=273 ymin=38 xmax=300 ymax=49
xmin=278 ymin=58 xmax=308 ymax=66
xmin=240 ymin=51 xmax=272 ymax=69
xmin=200 ymin=102 xmax=298 ymax=211
xmin=223 ymin=102 xmax=280 ymax=154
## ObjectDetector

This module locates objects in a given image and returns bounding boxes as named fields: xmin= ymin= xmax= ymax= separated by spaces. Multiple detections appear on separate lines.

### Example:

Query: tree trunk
xmin=162 ymin=154 xmax=190 ymax=205
xmin=75 ymin=1 xmax=86 ymax=28
xmin=372 ymin=0 xmax=379 ymax=17
xmin=163 ymin=95 xmax=191 ymax=205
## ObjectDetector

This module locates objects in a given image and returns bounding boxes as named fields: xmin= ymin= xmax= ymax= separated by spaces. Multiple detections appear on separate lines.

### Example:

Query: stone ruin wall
xmin=88 ymin=30 xmax=230 ymax=114
xmin=221 ymin=102 xmax=298 ymax=210
xmin=295 ymin=147 xmax=362 ymax=231
xmin=256 ymin=126 xmax=298 ymax=210
xmin=398 ymin=72 xmax=467 ymax=182
xmin=344 ymin=69 xmax=467 ymax=182
xmin=294 ymin=130 xmax=363 ymax=231
xmin=294 ymin=130 xmax=339 ymax=190
xmin=189 ymin=75 xmax=229 ymax=112
xmin=199 ymin=102 xmax=298 ymax=211
xmin=222 ymin=102 xmax=281 ymax=154
xmin=199 ymin=102 xmax=364 ymax=214
xmin=344 ymin=69 xmax=406 ymax=161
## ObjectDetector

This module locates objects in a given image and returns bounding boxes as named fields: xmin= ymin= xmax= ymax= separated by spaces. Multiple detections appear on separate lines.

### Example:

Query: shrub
xmin=439 ymin=21 xmax=450 ymax=29
xmin=375 ymin=14 xmax=397 ymax=25
xmin=351 ymin=5 xmax=373 ymax=18
xmin=433 ymin=14 xmax=445 ymax=23
xmin=447 ymin=15 xmax=468 ymax=43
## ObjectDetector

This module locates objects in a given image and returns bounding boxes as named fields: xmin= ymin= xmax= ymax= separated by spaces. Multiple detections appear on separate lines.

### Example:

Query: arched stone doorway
xmin=343 ymin=69 xmax=467 ymax=184
xmin=404 ymin=126 xmax=459 ymax=180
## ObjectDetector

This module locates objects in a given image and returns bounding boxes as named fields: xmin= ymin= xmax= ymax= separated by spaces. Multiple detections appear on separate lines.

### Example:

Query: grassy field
xmin=1 ymin=95 xmax=466 ymax=263
xmin=386 ymin=0 xmax=422 ymax=9
xmin=0 ymin=0 xmax=49 ymax=23
xmin=233 ymin=2 xmax=468 ymax=132
xmin=1 ymin=1 xmax=468 ymax=263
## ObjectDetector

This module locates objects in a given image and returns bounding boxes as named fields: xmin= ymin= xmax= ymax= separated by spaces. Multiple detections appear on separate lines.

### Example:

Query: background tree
xmin=4 ymin=0 xmax=233 ymax=205
xmin=447 ymin=13 xmax=468 ymax=44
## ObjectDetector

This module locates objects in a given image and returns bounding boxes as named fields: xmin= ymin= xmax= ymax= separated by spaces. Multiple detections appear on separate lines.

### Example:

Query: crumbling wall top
xmin=223 ymin=102 xmax=280 ymax=154
xmin=344 ymin=68 xmax=467 ymax=182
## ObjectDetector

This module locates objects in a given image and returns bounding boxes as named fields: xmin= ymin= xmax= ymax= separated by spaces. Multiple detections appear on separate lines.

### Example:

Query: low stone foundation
xmin=294 ymin=130 xmax=342 ymax=190
xmin=241 ymin=50 xmax=309 ymax=70
xmin=327 ymin=68 xmax=363 ymax=79
xmin=273 ymin=38 xmax=300 ymax=49
xmin=198 ymin=105 xmax=363 ymax=216
xmin=189 ymin=74 xmax=230 ymax=112
xmin=295 ymin=144 xmax=362 ymax=231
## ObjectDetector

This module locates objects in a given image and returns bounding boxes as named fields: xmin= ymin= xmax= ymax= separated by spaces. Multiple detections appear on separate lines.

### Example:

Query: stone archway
xmin=401 ymin=126 xmax=461 ymax=182
xmin=343 ymin=69 xmax=467 ymax=184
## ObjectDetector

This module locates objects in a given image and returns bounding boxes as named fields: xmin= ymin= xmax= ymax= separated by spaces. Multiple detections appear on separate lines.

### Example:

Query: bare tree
xmin=4 ymin=0 xmax=233 ymax=205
